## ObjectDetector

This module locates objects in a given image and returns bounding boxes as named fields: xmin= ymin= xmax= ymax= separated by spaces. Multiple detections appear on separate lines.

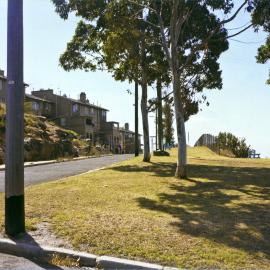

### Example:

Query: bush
xmin=216 ymin=132 xmax=250 ymax=158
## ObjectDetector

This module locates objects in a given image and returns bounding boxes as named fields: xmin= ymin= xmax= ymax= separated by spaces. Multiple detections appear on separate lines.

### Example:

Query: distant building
xmin=194 ymin=134 xmax=216 ymax=147
xmin=0 ymin=69 xmax=141 ymax=153
xmin=31 ymin=89 xmax=109 ymax=144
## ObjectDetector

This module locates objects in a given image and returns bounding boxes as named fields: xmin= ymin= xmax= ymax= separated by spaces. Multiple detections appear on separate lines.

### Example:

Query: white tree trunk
xmin=141 ymin=82 xmax=151 ymax=162
xmin=172 ymin=73 xmax=187 ymax=178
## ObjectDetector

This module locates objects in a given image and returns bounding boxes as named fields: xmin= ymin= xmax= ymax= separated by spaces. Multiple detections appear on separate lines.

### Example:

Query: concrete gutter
xmin=0 ymin=154 xmax=113 ymax=171
xmin=0 ymin=238 xmax=179 ymax=270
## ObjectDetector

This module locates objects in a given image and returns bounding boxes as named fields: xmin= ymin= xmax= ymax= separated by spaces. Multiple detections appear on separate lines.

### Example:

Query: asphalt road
xmin=0 ymin=154 xmax=133 ymax=192
xmin=0 ymin=252 xmax=94 ymax=270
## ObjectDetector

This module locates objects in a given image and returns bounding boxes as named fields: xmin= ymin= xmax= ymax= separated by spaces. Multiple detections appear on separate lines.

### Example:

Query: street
xmin=0 ymin=154 xmax=133 ymax=192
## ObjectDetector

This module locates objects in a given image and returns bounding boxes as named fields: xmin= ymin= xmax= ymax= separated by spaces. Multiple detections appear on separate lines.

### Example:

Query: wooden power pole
xmin=134 ymin=81 xmax=139 ymax=156
xmin=5 ymin=0 xmax=25 ymax=236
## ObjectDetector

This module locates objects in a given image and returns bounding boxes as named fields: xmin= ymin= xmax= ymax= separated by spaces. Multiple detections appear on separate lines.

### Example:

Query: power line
xmin=227 ymin=22 xmax=251 ymax=31
xmin=229 ymin=38 xmax=266 ymax=44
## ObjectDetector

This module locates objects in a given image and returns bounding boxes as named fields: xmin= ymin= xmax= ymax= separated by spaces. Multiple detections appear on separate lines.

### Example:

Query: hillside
xmin=0 ymin=105 xmax=109 ymax=164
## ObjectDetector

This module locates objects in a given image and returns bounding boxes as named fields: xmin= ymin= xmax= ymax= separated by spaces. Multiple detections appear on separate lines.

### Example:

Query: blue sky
xmin=0 ymin=0 xmax=269 ymax=157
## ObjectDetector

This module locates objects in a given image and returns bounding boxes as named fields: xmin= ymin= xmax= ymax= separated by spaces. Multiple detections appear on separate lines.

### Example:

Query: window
xmin=72 ymin=103 xmax=79 ymax=113
xmin=60 ymin=118 xmax=66 ymax=126
xmin=86 ymin=118 xmax=93 ymax=126
xmin=32 ymin=102 xmax=39 ymax=111
xmin=45 ymin=103 xmax=51 ymax=111
xmin=101 ymin=110 xmax=106 ymax=121
xmin=83 ymin=106 xmax=88 ymax=115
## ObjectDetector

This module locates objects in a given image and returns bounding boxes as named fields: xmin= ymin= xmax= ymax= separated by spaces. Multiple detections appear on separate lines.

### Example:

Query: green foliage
xmin=163 ymin=96 xmax=174 ymax=145
xmin=51 ymin=0 xmax=233 ymax=121
xmin=252 ymin=0 xmax=270 ymax=83
xmin=216 ymin=132 xmax=250 ymax=158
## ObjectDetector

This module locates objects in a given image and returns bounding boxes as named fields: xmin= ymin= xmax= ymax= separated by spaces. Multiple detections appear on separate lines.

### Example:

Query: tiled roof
xmin=25 ymin=93 xmax=54 ymax=103
xmin=66 ymin=96 xmax=109 ymax=111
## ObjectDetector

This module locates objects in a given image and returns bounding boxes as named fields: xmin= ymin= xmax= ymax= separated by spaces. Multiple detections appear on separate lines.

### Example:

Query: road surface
xmin=0 ymin=155 xmax=133 ymax=192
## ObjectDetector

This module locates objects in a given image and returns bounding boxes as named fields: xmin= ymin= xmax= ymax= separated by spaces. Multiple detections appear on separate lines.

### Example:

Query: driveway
xmin=0 ymin=154 xmax=133 ymax=192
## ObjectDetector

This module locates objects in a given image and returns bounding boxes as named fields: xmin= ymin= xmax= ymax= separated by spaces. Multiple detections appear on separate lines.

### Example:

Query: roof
xmin=67 ymin=96 xmax=109 ymax=111
xmin=25 ymin=93 xmax=54 ymax=103
xmin=119 ymin=127 xmax=142 ymax=136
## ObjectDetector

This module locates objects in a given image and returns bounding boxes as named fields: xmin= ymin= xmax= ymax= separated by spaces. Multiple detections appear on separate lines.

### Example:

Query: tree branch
xmin=220 ymin=1 xmax=248 ymax=25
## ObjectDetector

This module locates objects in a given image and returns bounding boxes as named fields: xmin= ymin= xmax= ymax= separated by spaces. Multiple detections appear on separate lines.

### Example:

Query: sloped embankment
xmin=0 ymin=106 xmax=108 ymax=164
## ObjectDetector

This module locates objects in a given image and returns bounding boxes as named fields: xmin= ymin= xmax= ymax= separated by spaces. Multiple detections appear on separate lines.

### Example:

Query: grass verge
xmin=1 ymin=147 xmax=270 ymax=269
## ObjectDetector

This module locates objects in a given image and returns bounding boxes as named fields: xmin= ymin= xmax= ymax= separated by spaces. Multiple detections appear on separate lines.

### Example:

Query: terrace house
xmin=31 ymin=89 xmax=108 ymax=144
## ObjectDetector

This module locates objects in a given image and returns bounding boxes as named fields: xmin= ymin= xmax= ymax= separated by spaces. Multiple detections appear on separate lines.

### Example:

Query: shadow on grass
xmin=107 ymin=162 xmax=177 ymax=177
xmin=110 ymin=161 xmax=270 ymax=257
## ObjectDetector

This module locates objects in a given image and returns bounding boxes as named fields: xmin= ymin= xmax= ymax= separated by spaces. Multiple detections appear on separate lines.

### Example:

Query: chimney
xmin=80 ymin=92 xmax=86 ymax=103
xmin=0 ymin=70 xmax=4 ymax=76
xmin=124 ymin=123 xmax=129 ymax=131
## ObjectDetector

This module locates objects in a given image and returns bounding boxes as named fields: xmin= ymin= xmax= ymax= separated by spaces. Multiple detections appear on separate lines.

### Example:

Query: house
xmin=25 ymin=94 xmax=55 ymax=118
xmin=119 ymin=123 xmax=139 ymax=154
xmin=0 ymin=70 xmax=54 ymax=118
xmin=31 ymin=89 xmax=109 ymax=144
xmin=0 ymin=70 xmax=6 ymax=104
xmin=0 ymin=69 xmax=141 ymax=154
xmin=102 ymin=122 xmax=140 ymax=154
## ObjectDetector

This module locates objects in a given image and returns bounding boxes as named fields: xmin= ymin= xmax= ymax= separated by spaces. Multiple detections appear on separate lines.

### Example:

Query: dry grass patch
xmin=0 ymin=147 xmax=270 ymax=269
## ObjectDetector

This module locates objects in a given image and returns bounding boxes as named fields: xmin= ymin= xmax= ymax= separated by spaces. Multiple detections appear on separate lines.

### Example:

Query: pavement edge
xmin=0 ymin=238 xmax=179 ymax=269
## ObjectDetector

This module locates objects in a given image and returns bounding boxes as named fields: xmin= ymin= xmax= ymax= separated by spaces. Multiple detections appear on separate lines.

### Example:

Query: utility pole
xmin=5 ymin=0 xmax=25 ymax=236
xmin=134 ymin=81 xmax=139 ymax=156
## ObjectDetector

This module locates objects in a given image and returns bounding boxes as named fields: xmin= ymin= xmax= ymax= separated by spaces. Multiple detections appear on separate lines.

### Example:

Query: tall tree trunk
xmin=140 ymin=35 xmax=150 ymax=162
xmin=141 ymin=82 xmax=151 ymax=162
xmin=157 ymin=79 xmax=163 ymax=150
xmin=134 ymin=81 xmax=139 ymax=156
xmin=172 ymin=73 xmax=187 ymax=178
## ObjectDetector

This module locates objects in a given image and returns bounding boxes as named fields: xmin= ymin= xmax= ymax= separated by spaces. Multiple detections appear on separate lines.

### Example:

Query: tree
xmin=163 ymin=94 xmax=174 ymax=146
xmin=51 ymin=0 xmax=168 ymax=162
xmin=156 ymin=79 xmax=163 ymax=150
xmin=253 ymin=0 xmax=270 ymax=83
xmin=216 ymin=132 xmax=250 ymax=158
xmin=133 ymin=0 xmax=256 ymax=178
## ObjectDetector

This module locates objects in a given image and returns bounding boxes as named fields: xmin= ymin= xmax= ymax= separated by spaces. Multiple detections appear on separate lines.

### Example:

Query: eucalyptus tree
xmin=252 ymin=0 xmax=270 ymax=83
xmin=52 ymin=0 xmax=163 ymax=162
xmin=132 ymin=0 xmax=257 ymax=178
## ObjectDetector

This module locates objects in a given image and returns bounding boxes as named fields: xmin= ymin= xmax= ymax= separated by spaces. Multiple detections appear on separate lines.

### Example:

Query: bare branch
xmin=220 ymin=1 xmax=248 ymax=25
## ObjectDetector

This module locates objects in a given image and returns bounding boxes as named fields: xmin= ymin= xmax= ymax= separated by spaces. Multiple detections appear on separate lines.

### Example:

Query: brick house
xmin=0 ymin=69 xmax=141 ymax=153
xmin=31 ymin=89 xmax=109 ymax=144
xmin=0 ymin=70 xmax=54 ymax=117
xmin=0 ymin=70 xmax=6 ymax=103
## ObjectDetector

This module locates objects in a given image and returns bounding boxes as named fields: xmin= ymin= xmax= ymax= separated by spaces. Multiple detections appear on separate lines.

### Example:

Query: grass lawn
xmin=1 ymin=147 xmax=270 ymax=269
